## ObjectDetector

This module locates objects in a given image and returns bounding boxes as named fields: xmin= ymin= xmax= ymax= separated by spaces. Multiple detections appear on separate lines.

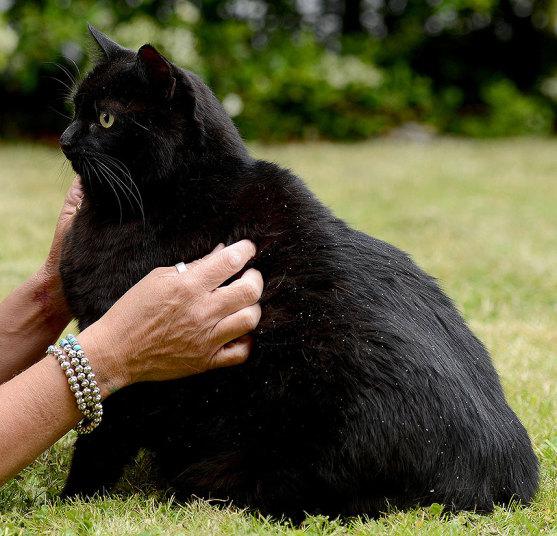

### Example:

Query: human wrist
xmin=32 ymin=262 xmax=72 ymax=329
xmin=77 ymin=323 xmax=131 ymax=400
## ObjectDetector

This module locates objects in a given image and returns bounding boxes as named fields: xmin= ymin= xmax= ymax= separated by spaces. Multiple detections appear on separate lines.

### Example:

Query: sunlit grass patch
xmin=0 ymin=138 xmax=555 ymax=534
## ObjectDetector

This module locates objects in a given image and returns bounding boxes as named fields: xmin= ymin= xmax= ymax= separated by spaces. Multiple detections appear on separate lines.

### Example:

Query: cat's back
xmin=245 ymin=160 xmax=522 ymax=431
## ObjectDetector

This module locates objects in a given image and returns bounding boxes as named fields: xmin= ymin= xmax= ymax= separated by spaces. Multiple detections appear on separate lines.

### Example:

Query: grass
xmin=0 ymin=138 xmax=555 ymax=534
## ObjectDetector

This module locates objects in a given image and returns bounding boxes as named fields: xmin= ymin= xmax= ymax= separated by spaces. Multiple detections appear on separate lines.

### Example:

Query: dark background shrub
xmin=1 ymin=0 xmax=557 ymax=140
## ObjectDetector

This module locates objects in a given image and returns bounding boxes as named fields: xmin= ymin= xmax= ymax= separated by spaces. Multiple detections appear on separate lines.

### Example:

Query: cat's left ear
xmin=88 ymin=24 xmax=127 ymax=61
xmin=137 ymin=44 xmax=176 ymax=99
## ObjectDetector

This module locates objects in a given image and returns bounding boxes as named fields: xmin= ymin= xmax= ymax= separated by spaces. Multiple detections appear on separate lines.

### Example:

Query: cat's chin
xmin=65 ymin=157 xmax=90 ymax=181
xmin=70 ymin=162 xmax=81 ymax=175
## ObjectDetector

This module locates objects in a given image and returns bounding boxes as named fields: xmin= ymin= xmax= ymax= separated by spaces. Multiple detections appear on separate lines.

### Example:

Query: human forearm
xmin=0 ymin=266 xmax=72 ymax=383
xmin=0 ymin=241 xmax=261 ymax=486
xmin=0 ymin=339 xmax=116 ymax=485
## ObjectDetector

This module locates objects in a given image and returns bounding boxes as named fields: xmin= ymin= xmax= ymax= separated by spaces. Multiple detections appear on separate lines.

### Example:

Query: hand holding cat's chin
xmin=48 ymin=176 xmax=84 ymax=263
xmin=31 ymin=176 xmax=85 ymax=323
xmin=75 ymin=240 xmax=263 ymax=399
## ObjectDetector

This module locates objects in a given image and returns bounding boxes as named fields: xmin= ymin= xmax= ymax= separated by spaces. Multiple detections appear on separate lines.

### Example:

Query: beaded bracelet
xmin=47 ymin=334 xmax=103 ymax=435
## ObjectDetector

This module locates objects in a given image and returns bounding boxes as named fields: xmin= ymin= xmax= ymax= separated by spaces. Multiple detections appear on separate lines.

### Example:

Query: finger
xmin=189 ymin=242 xmax=225 ymax=266
xmin=211 ymin=243 xmax=225 ymax=254
xmin=177 ymin=243 xmax=226 ymax=274
xmin=186 ymin=240 xmax=256 ymax=292
xmin=58 ymin=176 xmax=84 ymax=223
xmin=210 ymin=335 xmax=253 ymax=369
xmin=213 ymin=303 xmax=261 ymax=345
xmin=211 ymin=268 xmax=263 ymax=319
xmin=67 ymin=176 xmax=84 ymax=209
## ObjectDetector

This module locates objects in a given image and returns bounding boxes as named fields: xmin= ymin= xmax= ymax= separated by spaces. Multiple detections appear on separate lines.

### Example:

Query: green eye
xmin=99 ymin=111 xmax=115 ymax=129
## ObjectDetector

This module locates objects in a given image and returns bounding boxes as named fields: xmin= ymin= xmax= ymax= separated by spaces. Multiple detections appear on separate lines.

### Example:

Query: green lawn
xmin=0 ymin=139 xmax=555 ymax=534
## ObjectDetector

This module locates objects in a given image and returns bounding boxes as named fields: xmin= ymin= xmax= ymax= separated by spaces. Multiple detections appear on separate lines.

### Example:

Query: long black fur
xmin=58 ymin=27 xmax=538 ymax=519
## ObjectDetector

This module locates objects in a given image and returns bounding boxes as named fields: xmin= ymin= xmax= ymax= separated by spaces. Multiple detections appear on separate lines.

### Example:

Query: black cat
xmin=58 ymin=26 xmax=538 ymax=519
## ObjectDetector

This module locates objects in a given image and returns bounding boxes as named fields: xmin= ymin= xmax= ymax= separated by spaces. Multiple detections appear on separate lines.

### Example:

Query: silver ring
xmin=175 ymin=262 xmax=188 ymax=274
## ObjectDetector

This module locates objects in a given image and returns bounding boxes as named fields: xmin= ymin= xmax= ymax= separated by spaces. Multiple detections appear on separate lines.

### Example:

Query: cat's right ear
xmin=88 ymin=24 xmax=127 ymax=61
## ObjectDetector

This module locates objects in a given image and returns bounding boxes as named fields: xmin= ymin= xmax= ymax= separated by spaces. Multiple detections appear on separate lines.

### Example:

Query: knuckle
xmin=151 ymin=266 xmax=168 ymax=277
xmin=234 ymin=344 xmax=250 ymax=363
xmin=240 ymin=308 xmax=259 ymax=331
xmin=188 ymin=259 xmax=201 ymax=270
xmin=241 ymin=280 xmax=261 ymax=303
xmin=181 ymin=278 xmax=197 ymax=297
xmin=222 ymin=249 xmax=242 ymax=272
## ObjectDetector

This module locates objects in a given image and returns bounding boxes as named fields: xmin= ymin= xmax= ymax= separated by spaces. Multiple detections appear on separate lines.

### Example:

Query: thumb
xmin=62 ymin=176 xmax=84 ymax=218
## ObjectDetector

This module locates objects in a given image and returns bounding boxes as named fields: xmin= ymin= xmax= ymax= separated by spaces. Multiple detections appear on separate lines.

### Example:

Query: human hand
xmin=79 ymin=240 xmax=262 ymax=397
xmin=30 ymin=176 xmax=83 ymax=325
xmin=43 ymin=176 xmax=84 ymax=280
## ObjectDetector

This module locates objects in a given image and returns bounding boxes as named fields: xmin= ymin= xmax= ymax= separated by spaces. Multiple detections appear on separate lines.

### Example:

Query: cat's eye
xmin=99 ymin=111 xmax=115 ymax=129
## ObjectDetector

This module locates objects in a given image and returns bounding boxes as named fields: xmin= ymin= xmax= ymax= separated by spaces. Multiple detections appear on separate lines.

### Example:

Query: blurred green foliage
xmin=1 ymin=0 xmax=557 ymax=140
xmin=458 ymin=79 xmax=555 ymax=137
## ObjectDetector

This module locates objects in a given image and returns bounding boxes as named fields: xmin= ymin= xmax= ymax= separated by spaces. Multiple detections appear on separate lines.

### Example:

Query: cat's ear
xmin=88 ymin=24 xmax=127 ymax=61
xmin=137 ymin=44 xmax=176 ymax=99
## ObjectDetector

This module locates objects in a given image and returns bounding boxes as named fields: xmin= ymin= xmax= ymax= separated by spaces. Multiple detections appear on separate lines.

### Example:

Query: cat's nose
xmin=59 ymin=137 xmax=74 ymax=156
xmin=60 ymin=122 xmax=81 ymax=156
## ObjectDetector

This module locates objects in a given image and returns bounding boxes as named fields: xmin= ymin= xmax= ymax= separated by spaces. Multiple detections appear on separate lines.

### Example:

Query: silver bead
xmin=60 ymin=361 xmax=70 ymax=371
xmin=65 ymin=368 xmax=74 ymax=378
xmin=80 ymin=356 xmax=88 ymax=364
xmin=76 ymin=373 xmax=85 ymax=382
xmin=68 ymin=376 xmax=78 ymax=385
xmin=87 ymin=373 xmax=95 ymax=381
xmin=93 ymin=394 xmax=101 ymax=402
xmin=75 ymin=365 xmax=84 ymax=374
xmin=70 ymin=357 xmax=80 ymax=367
xmin=83 ymin=365 xmax=92 ymax=374
xmin=77 ymin=403 xmax=87 ymax=412
xmin=83 ymin=387 xmax=91 ymax=396
xmin=70 ymin=383 xmax=80 ymax=392
xmin=57 ymin=355 xmax=66 ymax=364
xmin=81 ymin=379 xmax=90 ymax=388
xmin=94 ymin=403 xmax=102 ymax=411
xmin=92 ymin=386 xmax=100 ymax=395
xmin=68 ymin=349 xmax=77 ymax=358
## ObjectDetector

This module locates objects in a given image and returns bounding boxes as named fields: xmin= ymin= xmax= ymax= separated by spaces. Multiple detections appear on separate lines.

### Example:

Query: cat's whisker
xmin=93 ymin=155 xmax=146 ymax=226
xmin=97 ymin=153 xmax=145 ymax=223
xmin=102 ymin=155 xmax=142 ymax=201
xmin=80 ymin=157 xmax=94 ymax=195
xmin=66 ymin=57 xmax=81 ymax=79
xmin=50 ymin=106 xmax=72 ymax=121
xmin=51 ymin=61 xmax=77 ymax=86
xmin=56 ymin=157 xmax=70 ymax=189
xmin=90 ymin=158 xmax=124 ymax=225
xmin=81 ymin=157 xmax=92 ymax=186
xmin=48 ymin=76 xmax=74 ymax=96
xmin=130 ymin=118 xmax=150 ymax=132
xmin=91 ymin=153 xmax=144 ymax=219
xmin=93 ymin=158 xmax=134 ymax=209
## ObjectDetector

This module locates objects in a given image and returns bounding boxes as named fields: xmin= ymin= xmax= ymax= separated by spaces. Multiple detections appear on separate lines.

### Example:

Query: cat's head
xmin=60 ymin=25 xmax=247 ymax=210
